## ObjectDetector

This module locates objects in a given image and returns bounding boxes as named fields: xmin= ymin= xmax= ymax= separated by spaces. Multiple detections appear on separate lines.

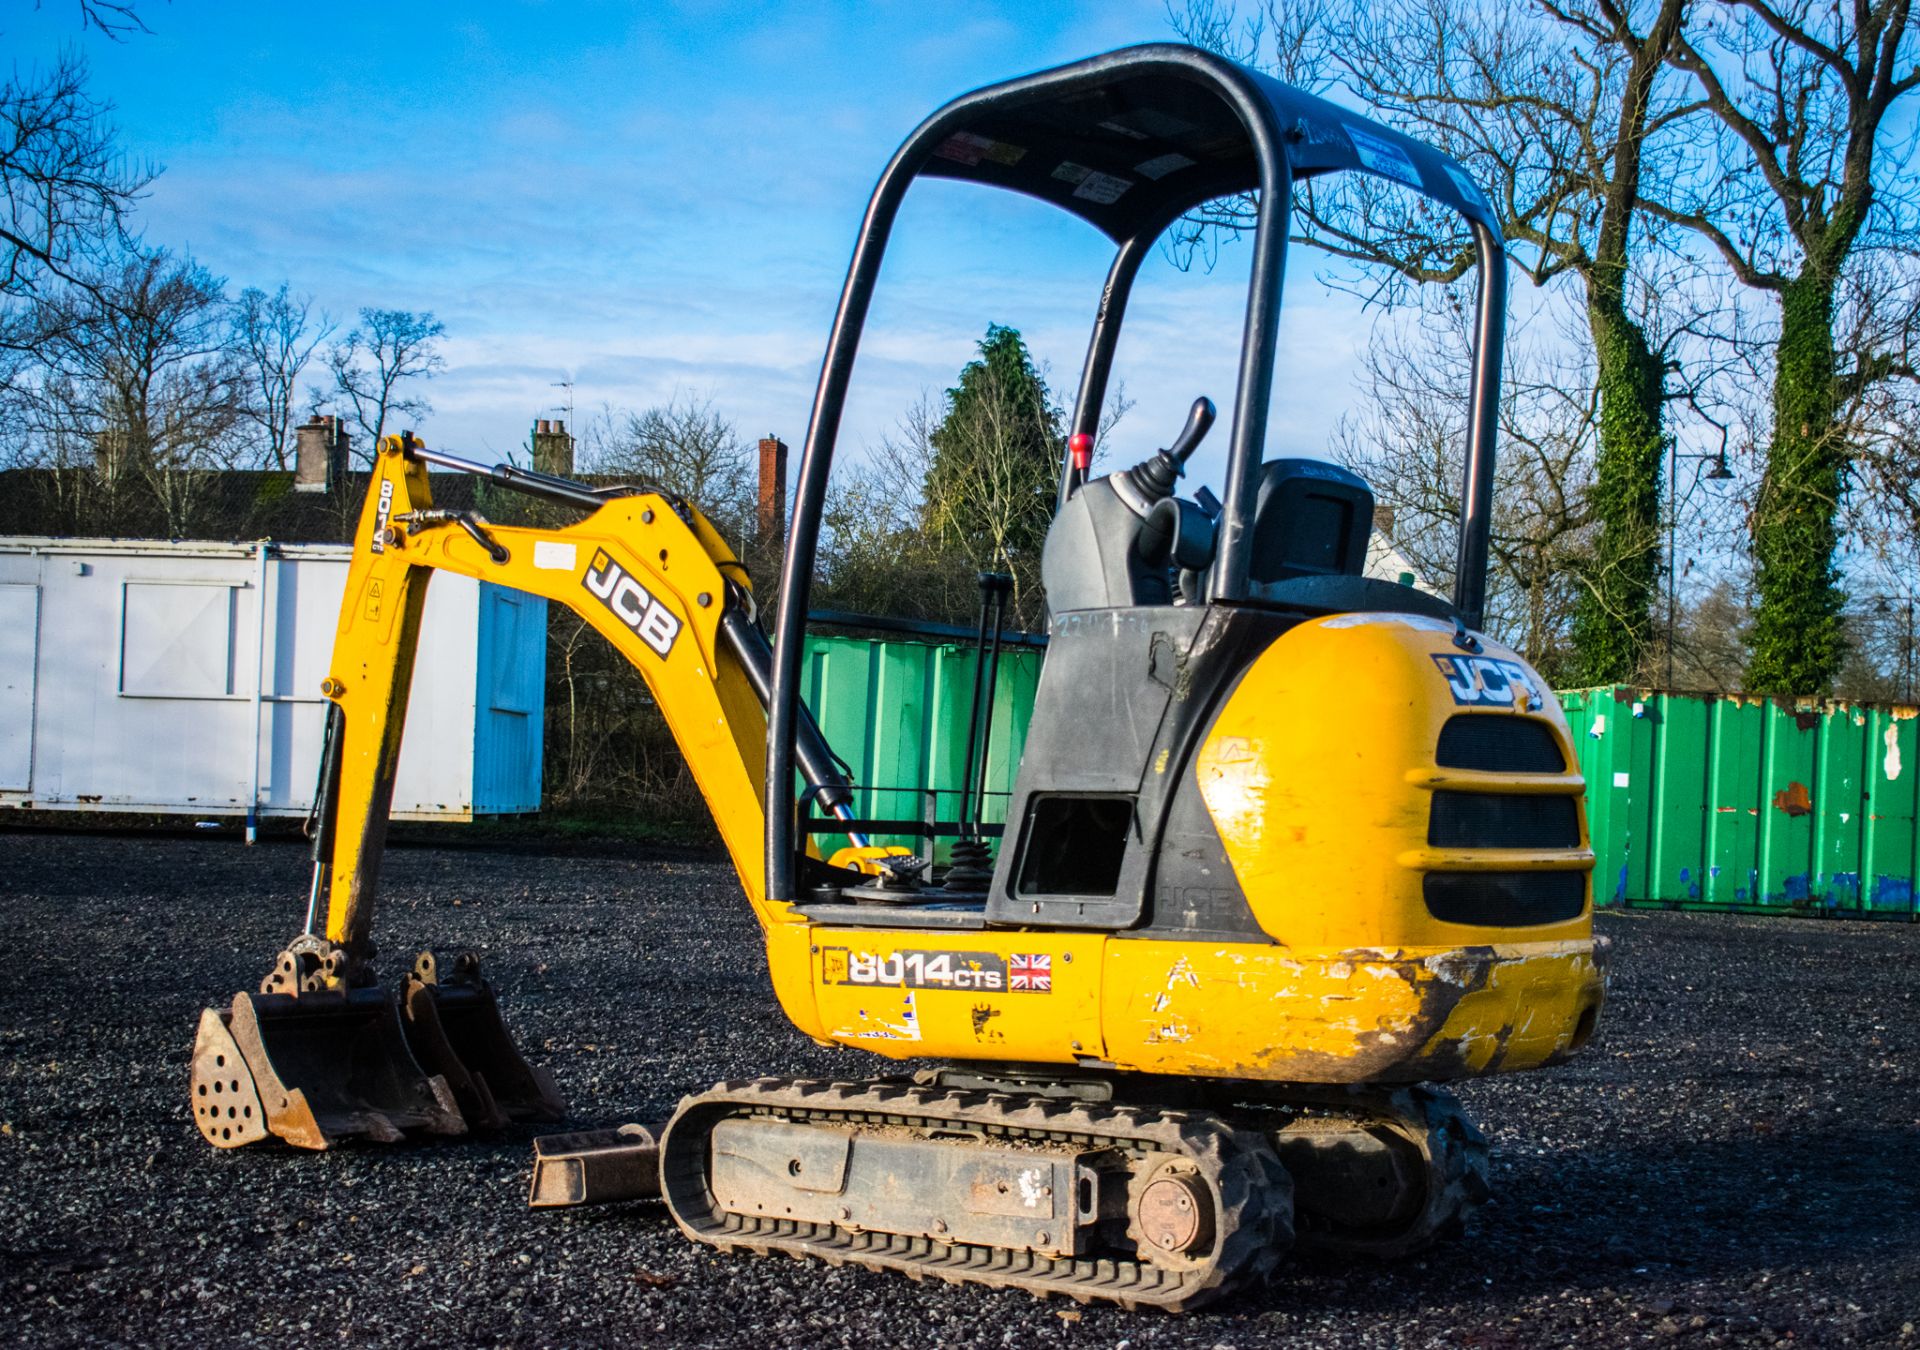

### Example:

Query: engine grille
xmin=1423 ymin=870 xmax=1587 ymax=926
xmin=1428 ymin=791 xmax=1580 ymax=849
xmin=1435 ymin=716 xmax=1565 ymax=773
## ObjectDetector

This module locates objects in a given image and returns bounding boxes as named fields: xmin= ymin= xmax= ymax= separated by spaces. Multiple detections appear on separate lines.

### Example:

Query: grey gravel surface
xmin=0 ymin=831 xmax=1916 ymax=1348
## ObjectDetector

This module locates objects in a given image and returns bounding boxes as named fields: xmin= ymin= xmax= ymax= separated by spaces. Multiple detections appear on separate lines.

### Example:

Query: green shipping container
xmin=793 ymin=645 xmax=1920 ymax=918
xmin=1561 ymin=686 xmax=1920 ymax=917
xmin=799 ymin=634 xmax=1042 ymax=863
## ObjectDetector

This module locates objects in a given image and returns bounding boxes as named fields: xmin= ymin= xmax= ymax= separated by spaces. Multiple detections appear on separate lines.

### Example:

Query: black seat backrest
xmin=1248 ymin=458 xmax=1373 ymax=585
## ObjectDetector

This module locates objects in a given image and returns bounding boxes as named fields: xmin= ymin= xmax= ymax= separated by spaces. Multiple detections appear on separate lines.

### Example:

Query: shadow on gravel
xmin=1493 ymin=1126 xmax=1920 ymax=1266
xmin=1233 ymin=1124 xmax=1920 ymax=1320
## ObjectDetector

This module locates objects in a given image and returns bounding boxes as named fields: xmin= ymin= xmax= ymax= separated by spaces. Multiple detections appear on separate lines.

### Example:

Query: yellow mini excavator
xmin=190 ymin=45 xmax=1607 ymax=1310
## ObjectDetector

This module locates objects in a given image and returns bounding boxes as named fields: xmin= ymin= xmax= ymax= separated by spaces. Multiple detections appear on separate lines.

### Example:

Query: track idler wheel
xmin=1269 ymin=1085 xmax=1490 ymax=1259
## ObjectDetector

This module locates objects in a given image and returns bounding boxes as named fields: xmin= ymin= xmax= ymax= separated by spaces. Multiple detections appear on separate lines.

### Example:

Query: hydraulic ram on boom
xmin=191 ymin=432 xmax=871 ymax=1150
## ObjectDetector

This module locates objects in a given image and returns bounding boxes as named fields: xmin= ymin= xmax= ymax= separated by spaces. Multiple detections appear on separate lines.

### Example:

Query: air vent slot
xmin=1428 ymin=792 xmax=1580 ymax=849
xmin=1436 ymin=715 xmax=1565 ymax=773
xmin=1014 ymin=795 xmax=1132 ymax=897
xmin=1424 ymin=870 xmax=1586 ymax=926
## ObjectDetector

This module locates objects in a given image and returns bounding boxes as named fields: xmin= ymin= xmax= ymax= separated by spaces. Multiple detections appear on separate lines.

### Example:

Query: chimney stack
xmin=294 ymin=415 xmax=350 ymax=493
xmin=757 ymin=435 xmax=788 ymax=541
xmin=532 ymin=418 xmax=574 ymax=477
xmin=93 ymin=430 xmax=129 ymax=480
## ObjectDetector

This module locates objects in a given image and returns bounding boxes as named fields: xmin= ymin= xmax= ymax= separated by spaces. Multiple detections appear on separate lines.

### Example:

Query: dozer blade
xmin=190 ymin=986 xmax=465 ymax=1150
xmin=400 ymin=951 xmax=565 ymax=1133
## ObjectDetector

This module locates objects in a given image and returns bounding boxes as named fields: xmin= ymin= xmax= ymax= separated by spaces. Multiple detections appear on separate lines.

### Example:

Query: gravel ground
xmin=1 ymin=830 xmax=1916 ymax=1348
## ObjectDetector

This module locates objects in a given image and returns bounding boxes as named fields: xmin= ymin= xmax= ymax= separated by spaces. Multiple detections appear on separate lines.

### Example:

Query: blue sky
xmin=12 ymin=1 xmax=1382 ymax=488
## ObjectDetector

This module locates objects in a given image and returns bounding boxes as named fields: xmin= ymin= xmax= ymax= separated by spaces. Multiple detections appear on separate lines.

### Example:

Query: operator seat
xmin=1243 ymin=458 xmax=1456 ymax=620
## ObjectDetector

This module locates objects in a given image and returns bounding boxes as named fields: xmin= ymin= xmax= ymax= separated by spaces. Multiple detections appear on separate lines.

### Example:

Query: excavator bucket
xmin=400 ymin=951 xmax=565 ymax=1132
xmin=190 ymin=950 xmax=466 ymax=1150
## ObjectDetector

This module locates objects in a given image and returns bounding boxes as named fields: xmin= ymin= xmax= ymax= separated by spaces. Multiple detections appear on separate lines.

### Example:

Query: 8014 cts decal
xmin=822 ymin=948 xmax=1052 ymax=993
xmin=582 ymin=550 xmax=682 ymax=657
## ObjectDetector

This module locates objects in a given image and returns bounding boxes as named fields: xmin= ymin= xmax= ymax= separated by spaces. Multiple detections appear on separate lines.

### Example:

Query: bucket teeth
xmin=192 ymin=981 xmax=464 ymax=1150
xmin=190 ymin=944 xmax=562 ymax=1150
xmin=401 ymin=951 xmax=566 ymax=1131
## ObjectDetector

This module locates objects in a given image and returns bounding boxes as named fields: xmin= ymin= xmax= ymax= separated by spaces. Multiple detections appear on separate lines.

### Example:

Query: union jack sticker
xmin=1008 ymin=953 xmax=1052 ymax=993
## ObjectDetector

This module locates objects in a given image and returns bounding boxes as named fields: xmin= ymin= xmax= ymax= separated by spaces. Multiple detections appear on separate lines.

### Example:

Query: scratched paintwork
xmin=1195 ymin=614 xmax=1592 ymax=950
xmin=1099 ymin=938 xmax=1607 ymax=1083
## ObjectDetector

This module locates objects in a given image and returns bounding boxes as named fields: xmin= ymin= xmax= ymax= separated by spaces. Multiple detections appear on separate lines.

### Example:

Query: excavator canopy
xmin=909 ymin=43 xmax=1502 ymax=244
xmin=765 ymin=43 xmax=1509 ymax=904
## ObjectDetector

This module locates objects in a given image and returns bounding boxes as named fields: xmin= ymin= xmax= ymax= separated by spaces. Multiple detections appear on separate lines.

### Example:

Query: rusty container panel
xmin=1862 ymin=708 xmax=1919 ymax=913
xmin=1755 ymin=700 xmax=1820 ymax=910
xmin=1570 ymin=686 xmax=1918 ymax=918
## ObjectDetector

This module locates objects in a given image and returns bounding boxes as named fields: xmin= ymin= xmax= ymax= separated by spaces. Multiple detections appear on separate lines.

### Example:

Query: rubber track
xmin=659 ymin=1077 xmax=1293 ymax=1312
xmin=1246 ymin=1084 xmax=1491 ymax=1260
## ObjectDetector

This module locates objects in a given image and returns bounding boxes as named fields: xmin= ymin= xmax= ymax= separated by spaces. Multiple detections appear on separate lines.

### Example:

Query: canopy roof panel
xmin=911 ymin=43 xmax=1499 ymax=245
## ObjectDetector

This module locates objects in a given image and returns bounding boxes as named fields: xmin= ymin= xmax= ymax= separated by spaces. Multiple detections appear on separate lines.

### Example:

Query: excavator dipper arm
xmin=192 ymin=434 xmax=828 ymax=1150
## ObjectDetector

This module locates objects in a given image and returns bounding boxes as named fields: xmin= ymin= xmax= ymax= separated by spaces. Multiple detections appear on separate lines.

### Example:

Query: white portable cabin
xmin=0 ymin=538 xmax=545 ymax=829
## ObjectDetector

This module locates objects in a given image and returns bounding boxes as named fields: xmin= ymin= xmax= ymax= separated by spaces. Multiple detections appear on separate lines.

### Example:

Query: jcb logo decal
xmin=1431 ymin=653 xmax=1540 ymax=707
xmin=582 ymin=551 xmax=682 ymax=657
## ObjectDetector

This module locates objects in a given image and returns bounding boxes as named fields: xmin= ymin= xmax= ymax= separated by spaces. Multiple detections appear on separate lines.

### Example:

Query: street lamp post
xmin=1906 ymin=598 xmax=1916 ymax=704
xmin=1873 ymin=594 xmax=1916 ymax=702
xmin=1666 ymin=447 xmax=1735 ymax=688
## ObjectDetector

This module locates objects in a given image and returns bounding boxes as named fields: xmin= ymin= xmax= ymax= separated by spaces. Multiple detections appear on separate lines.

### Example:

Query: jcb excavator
xmin=190 ymin=45 xmax=1606 ymax=1310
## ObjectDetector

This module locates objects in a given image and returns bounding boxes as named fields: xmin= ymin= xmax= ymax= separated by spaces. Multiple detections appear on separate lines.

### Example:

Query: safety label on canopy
xmin=1345 ymin=125 xmax=1424 ymax=190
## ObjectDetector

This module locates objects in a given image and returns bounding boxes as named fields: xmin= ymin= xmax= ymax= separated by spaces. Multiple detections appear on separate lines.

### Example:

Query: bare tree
xmin=56 ymin=1 xmax=153 ymax=39
xmin=321 ymin=307 xmax=444 ymax=462
xmin=1173 ymin=0 xmax=1706 ymax=685
xmin=0 ymin=52 xmax=152 ymax=302
xmin=18 ymin=247 xmax=245 ymax=535
xmin=1332 ymin=295 xmax=1601 ymax=676
xmin=232 ymin=283 xmax=330 ymax=472
xmin=582 ymin=393 xmax=757 ymax=532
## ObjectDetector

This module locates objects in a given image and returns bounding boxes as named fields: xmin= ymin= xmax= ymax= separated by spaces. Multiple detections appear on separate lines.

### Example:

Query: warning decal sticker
xmin=1345 ymin=125 xmax=1424 ymax=191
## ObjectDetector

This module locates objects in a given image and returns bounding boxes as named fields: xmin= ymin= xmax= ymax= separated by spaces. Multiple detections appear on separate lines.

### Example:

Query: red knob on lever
xmin=1069 ymin=433 xmax=1094 ymax=471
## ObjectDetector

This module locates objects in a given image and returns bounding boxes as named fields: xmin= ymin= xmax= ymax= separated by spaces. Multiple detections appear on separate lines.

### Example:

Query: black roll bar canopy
xmin=764 ymin=43 xmax=1508 ymax=902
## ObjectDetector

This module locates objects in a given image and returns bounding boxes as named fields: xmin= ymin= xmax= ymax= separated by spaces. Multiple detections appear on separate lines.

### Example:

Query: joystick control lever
xmin=1113 ymin=396 xmax=1215 ymax=516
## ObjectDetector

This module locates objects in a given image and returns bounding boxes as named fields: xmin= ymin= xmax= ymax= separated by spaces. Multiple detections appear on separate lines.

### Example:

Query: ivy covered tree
xmin=1657 ymin=0 xmax=1919 ymax=694
xmin=1174 ymin=0 xmax=1698 ymax=685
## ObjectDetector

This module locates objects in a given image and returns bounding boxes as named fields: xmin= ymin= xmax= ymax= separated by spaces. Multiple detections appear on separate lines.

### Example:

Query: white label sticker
xmin=1135 ymin=152 xmax=1196 ymax=180
xmin=1051 ymin=161 xmax=1092 ymax=185
xmin=1071 ymin=170 xmax=1133 ymax=204
xmin=1612 ymin=772 xmax=1631 ymax=789
xmin=1345 ymin=125 xmax=1423 ymax=190
xmin=935 ymin=131 xmax=1025 ymax=167
xmin=1443 ymin=162 xmax=1488 ymax=212
xmin=533 ymin=541 xmax=577 ymax=571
